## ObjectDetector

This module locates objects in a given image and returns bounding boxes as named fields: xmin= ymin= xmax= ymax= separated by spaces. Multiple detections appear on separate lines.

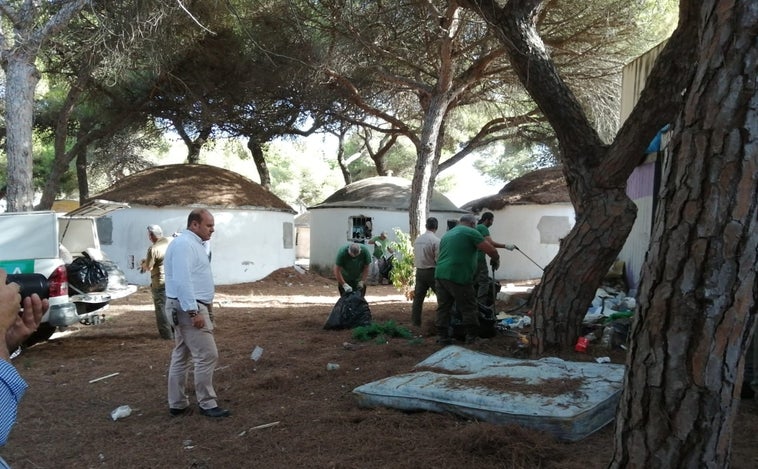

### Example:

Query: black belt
xmin=167 ymin=297 xmax=211 ymax=307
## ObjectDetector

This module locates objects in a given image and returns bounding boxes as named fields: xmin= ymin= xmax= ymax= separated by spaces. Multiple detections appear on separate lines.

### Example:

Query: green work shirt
xmin=435 ymin=225 xmax=485 ymax=284
xmin=475 ymin=223 xmax=490 ymax=263
xmin=369 ymin=235 xmax=387 ymax=259
xmin=335 ymin=244 xmax=372 ymax=285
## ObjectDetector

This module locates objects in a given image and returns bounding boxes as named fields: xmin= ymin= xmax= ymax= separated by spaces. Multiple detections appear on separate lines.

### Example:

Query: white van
xmin=0 ymin=201 xmax=137 ymax=345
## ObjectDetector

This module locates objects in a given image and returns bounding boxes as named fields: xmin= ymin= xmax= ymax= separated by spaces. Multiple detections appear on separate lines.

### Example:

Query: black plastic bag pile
xmin=67 ymin=254 xmax=109 ymax=294
xmin=323 ymin=291 xmax=372 ymax=330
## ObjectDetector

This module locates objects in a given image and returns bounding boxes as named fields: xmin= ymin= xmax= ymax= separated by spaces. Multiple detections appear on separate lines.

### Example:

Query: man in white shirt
xmin=164 ymin=209 xmax=230 ymax=418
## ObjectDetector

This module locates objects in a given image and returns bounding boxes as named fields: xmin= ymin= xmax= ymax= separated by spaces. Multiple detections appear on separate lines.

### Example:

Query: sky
xmin=441 ymin=162 xmax=503 ymax=207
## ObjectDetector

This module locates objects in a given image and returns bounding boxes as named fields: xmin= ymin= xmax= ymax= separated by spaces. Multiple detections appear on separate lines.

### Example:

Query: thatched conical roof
xmin=91 ymin=164 xmax=295 ymax=213
xmin=309 ymin=176 xmax=465 ymax=212
xmin=461 ymin=166 xmax=570 ymax=212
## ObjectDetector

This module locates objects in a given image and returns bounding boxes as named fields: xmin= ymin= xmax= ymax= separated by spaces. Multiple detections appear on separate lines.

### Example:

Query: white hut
xmin=461 ymin=167 xmax=574 ymax=281
xmin=308 ymin=176 xmax=467 ymax=277
xmin=91 ymin=164 xmax=297 ymax=286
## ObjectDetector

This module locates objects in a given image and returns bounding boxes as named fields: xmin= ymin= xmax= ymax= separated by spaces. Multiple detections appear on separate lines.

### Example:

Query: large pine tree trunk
xmin=3 ymin=54 xmax=39 ymax=212
xmin=409 ymin=95 xmax=448 ymax=240
xmin=531 ymin=188 xmax=636 ymax=350
xmin=611 ymin=1 xmax=758 ymax=466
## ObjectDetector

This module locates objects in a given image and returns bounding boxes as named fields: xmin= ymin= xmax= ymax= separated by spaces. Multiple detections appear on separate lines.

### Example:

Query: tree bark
xmin=335 ymin=127 xmax=352 ymax=185
xmin=410 ymin=94 xmax=449 ymax=240
xmin=3 ymin=52 xmax=39 ymax=211
xmin=611 ymin=1 xmax=758 ymax=466
xmin=247 ymin=138 xmax=271 ymax=190
xmin=75 ymin=139 xmax=89 ymax=203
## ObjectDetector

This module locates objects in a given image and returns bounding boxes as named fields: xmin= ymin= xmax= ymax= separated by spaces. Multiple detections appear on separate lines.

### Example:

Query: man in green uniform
xmin=140 ymin=225 xmax=173 ymax=339
xmin=435 ymin=214 xmax=499 ymax=345
xmin=474 ymin=212 xmax=515 ymax=305
xmin=368 ymin=231 xmax=394 ymax=284
xmin=333 ymin=242 xmax=372 ymax=297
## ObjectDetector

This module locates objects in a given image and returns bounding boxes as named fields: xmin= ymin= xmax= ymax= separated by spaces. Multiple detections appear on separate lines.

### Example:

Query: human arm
xmin=476 ymin=240 xmax=500 ymax=261
xmin=3 ymin=295 xmax=47 ymax=359
xmin=143 ymin=246 xmax=157 ymax=272
xmin=484 ymin=235 xmax=514 ymax=250
xmin=0 ymin=269 xmax=38 ymax=445
xmin=333 ymin=262 xmax=352 ymax=292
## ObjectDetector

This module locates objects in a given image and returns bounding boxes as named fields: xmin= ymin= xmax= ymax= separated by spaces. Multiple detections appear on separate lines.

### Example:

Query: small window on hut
xmin=282 ymin=222 xmax=293 ymax=248
xmin=348 ymin=216 xmax=373 ymax=243
xmin=537 ymin=216 xmax=572 ymax=244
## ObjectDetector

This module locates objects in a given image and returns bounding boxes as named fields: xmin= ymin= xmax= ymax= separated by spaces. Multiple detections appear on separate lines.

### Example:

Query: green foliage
xmin=387 ymin=228 xmax=415 ymax=299
xmin=266 ymin=139 xmax=344 ymax=210
xmin=352 ymin=320 xmax=414 ymax=343
xmin=473 ymin=141 xmax=558 ymax=185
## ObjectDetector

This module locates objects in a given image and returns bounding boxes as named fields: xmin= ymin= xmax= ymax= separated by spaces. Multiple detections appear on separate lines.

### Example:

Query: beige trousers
xmin=166 ymin=299 xmax=219 ymax=410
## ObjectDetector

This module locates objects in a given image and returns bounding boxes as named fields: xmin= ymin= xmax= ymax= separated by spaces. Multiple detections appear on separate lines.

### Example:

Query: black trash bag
xmin=323 ymin=291 xmax=372 ymax=330
xmin=67 ymin=254 xmax=109 ymax=294
xmin=379 ymin=254 xmax=394 ymax=281
xmin=450 ymin=301 xmax=498 ymax=340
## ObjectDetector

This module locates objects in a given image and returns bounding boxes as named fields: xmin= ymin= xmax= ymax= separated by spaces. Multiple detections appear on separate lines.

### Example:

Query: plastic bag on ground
xmin=323 ymin=291 xmax=372 ymax=330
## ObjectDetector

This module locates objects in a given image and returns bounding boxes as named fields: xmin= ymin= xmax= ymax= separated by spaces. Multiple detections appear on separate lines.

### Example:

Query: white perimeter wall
xmin=101 ymin=207 xmax=295 ymax=286
xmin=485 ymin=204 xmax=575 ymax=281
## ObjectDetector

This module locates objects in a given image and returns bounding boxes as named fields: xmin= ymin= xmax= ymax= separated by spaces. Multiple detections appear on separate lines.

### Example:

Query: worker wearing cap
xmin=141 ymin=224 xmax=172 ymax=339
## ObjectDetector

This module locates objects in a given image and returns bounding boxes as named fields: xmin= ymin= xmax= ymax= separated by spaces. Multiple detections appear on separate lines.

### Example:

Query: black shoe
xmin=199 ymin=406 xmax=230 ymax=418
xmin=436 ymin=337 xmax=453 ymax=346
xmin=169 ymin=407 xmax=190 ymax=417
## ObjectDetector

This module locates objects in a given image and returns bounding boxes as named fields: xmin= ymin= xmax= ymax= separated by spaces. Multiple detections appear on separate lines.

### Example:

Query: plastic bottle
xmin=574 ymin=336 xmax=589 ymax=353
xmin=601 ymin=326 xmax=614 ymax=349
xmin=110 ymin=405 xmax=132 ymax=421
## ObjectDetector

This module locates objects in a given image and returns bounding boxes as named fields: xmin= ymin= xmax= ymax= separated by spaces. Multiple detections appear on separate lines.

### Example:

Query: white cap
xmin=147 ymin=225 xmax=163 ymax=237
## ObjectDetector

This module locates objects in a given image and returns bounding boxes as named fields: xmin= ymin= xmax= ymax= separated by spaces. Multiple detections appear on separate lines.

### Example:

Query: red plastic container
xmin=575 ymin=336 xmax=589 ymax=353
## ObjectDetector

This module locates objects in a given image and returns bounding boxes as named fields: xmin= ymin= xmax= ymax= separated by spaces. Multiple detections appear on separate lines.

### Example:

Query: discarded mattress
xmin=352 ymin=345 xmax=625 ymax=441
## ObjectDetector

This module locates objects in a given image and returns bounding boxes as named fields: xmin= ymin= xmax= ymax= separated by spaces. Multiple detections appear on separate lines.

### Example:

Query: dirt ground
xmin=4 ymin=267 xmax=757 ymax=468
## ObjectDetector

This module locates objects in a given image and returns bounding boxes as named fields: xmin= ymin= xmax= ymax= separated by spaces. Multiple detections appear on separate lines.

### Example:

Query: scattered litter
xmin=595 ymin=356 xmax=611 ymax=364
xmin=90 ymin=372 xmax=120 ymax=384
xmin=239 ymin=421 xmax=280 ymax=437
xmin=251 ymin=421 xmax=280 ymax=430
xmin=326 ymin=363 xmax=340 ymax=371
xmin=183 ymin=439 xmax=194 ymax=449
xmin=215 ymin=365 xmax=230 ymax=371
xmin=110 ymin=405 xmax=132 ymax=421
xmin=251 ymin=346 xmax=264 ymax=361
